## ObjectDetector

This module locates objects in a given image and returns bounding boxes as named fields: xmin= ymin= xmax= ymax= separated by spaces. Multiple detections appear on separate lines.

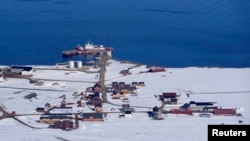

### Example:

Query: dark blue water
xmin=0 ymin=0 xmax=249 ymax=67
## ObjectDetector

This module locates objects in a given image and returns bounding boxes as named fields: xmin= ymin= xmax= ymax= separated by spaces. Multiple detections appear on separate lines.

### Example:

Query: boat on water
xmin=62 ymin=41 xmax=113 ymax=57
xmin=75 ymin=44 xmax=84 ymax=51
xmin=84 ymin=41 xmax=105 ymax=50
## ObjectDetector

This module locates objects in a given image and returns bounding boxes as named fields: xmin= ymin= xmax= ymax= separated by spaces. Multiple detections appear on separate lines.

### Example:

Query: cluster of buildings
xmin=168 ymin=100 xmax=237 ymax=116
xmin=159 ymin=92 xmax=179 ymax=105
xmin=85 ymin=83 xmax=103 ymax=112
xmin=2 ymin=60 xmax=239 ymax=131
xmin=38 ymin=105 xmax=75 ymax=130
xmin=32 ymin=80 xmax=239 ymax=131
xmin=179 ymin=101 xmax=236 ymax=116
xmin=37 ymin=100 xmax=104 ymax=130
xmin=110 ymin=81 xmax=145 ymax=99
xmin=156 ymin=92 xmax=237 ymax=117
xmin=119 ymin=67 xmax=166 ymax=76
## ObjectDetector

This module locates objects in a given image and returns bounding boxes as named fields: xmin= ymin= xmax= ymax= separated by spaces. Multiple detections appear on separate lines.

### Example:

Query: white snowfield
xmin=0 ymin=59 xmax=250 ymax=141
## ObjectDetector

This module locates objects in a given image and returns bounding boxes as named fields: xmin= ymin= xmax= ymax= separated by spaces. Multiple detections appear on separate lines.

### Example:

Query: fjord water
xmin=0 ymin=0 xmax=249 ymax=67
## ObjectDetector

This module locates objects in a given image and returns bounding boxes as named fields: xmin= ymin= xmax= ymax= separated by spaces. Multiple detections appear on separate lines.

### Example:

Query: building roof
xmin=36 ymin=107 xmax=45 ymax=111
xmin=125 ymin=111 xmax=132 ymax=114
xmin=81 ymin=113 xmax=103 ymax=119
xmin=149 ymin=68 xmax=165 ymax=72
xmin=203 ymin=106 xmax=218 ymax=110
xmin=162 ymin=92 xmax=177 ymax=97
xmin=94 ymin=83 xmax=102 ymax=88
xmin=52 ymin=107 xmax=73 ymax=109
xmin=23 ymin=93 xmax=37 ymax=99
xmin=122 ymin=104 xmax=130 ymax=109
xmin=118 ymin=82 xmax=125 ymax=85
xmin=189 ymin=101 xmax=215 ymax=106
xmin=153 ymin=106 xmax=159 ymax=112
xmin=181 ymin=103 xmax=190 ymax=109
xmin=112 ymin=82 xmax=118 ymax=85
xmin=11 ymin=66 xmax=33 ymax=71
xmin=114 ymin=84 xmax=136 ymax=92
xmin=44 ymin=103 xmax=51 ymax=107
xmin=54 ymin=121 xmax=73 ymax=125
xmin=119 ymin=70 xmax=131 ymax=75
xmin=40 ymin=113 xmax=73 ymax=119
xmin=89 ymin=98 xmax=102 ymax=105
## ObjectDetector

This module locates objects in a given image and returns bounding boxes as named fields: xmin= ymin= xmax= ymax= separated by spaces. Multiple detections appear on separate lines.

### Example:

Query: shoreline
xmin=0 ymin=55 xmax=249 ymax=141
xmin=1 ymin=59 xmax=250 ymax=69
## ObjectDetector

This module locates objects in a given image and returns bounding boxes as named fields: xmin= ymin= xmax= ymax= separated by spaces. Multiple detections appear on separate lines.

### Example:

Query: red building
xmin=159 ymin=92 xmax=178 ymax=104
xmin=149 ymin=68 xmax=166 ymax=73
xmin=88 ymin=97 xmax=102 ymax=106
xmin=170 ymin=109 xmax=193 ymax=115
xmin=213 ymin=108 xmax=236 ymax=116
xmin=81 ymin=113 xmax=104 ymax=121
xmin=162 ymin=92 xmax=177 ymax=98
xmin=53 ymin=121 xmax=73 ymax=129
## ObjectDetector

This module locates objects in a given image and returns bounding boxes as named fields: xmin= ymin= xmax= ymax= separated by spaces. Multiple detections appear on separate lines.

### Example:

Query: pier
xmin=62 ymin=50 xmax=104 ymax=57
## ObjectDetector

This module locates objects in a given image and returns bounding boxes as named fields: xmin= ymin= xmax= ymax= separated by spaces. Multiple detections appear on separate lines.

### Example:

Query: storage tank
xmin=77 ymin=61 xmax=82 ymax=68
xmin=69 ymin=61 xmax=74 ymax=69
xmin=106 ymin=48 xmax=112 ymax=59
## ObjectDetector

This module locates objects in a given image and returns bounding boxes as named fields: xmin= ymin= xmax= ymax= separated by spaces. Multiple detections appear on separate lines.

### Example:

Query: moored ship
xmin=62 ymin=41 xmax=113 ymax=57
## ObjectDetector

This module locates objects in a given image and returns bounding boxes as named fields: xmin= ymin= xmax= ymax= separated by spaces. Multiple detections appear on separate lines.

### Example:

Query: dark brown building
xmin=53 ymin=121 xmax=73 ymax=129
xmin=81 ymin=113 xmax=104 ymax=121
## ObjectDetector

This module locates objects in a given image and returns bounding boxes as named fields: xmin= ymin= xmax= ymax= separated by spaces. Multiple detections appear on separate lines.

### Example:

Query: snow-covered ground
xmin=0 ymin=59 xmax=250 ymax=141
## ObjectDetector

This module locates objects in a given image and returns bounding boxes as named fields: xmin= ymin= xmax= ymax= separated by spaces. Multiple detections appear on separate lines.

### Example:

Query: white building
xmin=0 ymin=70 xmax=4 ymax=82
xmin=124 ymin=110 xmax=133 ymax=118
xmin=68 ymin=61 xmax=83 ymax=69
xmin=11 ymin=66 xmax=34 ymax=76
